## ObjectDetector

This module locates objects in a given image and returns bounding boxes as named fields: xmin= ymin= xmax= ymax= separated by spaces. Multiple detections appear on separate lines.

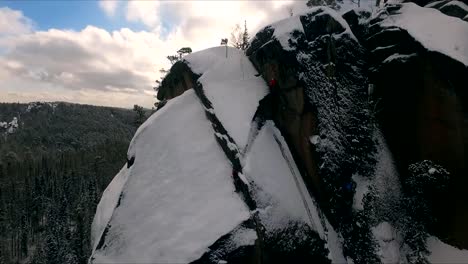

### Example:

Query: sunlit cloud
xmin=1 ymin=1 xmax=310 ymax=108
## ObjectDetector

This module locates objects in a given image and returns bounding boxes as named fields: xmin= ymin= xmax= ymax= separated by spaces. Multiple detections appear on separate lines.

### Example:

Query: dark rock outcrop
xmin=368 ymin=3 xmax=468 ymax=248
xmin=156 ymin=61 xmax=197 ymax=101
xmin=440 ymin=1 xmax=468 ymax=19
xmin=342 ymin=9 xmax=371 ymax=42
xmin=247 ymin=7 xmax=379 ymax=263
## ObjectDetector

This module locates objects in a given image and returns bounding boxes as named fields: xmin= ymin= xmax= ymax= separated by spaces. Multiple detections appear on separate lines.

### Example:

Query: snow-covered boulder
xmin=90 ymin=46 xmax=332 ymax=263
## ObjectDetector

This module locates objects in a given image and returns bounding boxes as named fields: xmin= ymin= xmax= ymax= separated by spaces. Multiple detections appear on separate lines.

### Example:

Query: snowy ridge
xmin=379 ymin=3 xmax=468 ymax=66
xmin=441 ymin=0 xmax=468 ymax=13
xmin=270 ymin=15 xmax=305 ymax=50
xmin=184 ymin=46 xmax=268 ymax=149
xmin=267 ymin=6 xmax=358 ymax=51
xmin=311 ymin=6 xmax=359 ymax=42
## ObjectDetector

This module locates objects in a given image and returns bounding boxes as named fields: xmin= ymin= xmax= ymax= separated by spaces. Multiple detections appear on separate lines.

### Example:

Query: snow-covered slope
xmin=185 ymin=47 xmax=268 ymax=149
xmin=90 ymin=90 xmax=250 ymax=263
xmin=428 ymin=237 xmax=468 ymax=263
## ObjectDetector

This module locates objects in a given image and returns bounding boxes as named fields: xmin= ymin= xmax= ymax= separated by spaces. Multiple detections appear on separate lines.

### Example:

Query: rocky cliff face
xmin=91 ymin=3 xmax=468 ymax=263
xmin=366 ymin=2 xmax=468 ymax=248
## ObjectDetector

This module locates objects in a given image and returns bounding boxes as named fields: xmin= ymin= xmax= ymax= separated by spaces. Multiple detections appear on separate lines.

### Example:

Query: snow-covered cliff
xmin=90 ymin=3 xmax=468 ymax=263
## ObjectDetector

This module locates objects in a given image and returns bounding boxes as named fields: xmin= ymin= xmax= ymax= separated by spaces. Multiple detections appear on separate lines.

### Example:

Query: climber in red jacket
xmin=268 ymin=78 xmax=287 ymax=111
xmin=268 ymin=78 xmax=278 ymax=90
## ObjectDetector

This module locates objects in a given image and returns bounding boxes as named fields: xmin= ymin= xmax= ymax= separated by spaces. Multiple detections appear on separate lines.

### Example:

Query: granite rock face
xmin=368 ymin=3 xmax=468 ymax=248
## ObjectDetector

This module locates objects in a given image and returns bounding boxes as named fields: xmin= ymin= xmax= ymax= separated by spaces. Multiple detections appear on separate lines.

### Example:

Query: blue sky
xmin=1 ymin=0 xmax=147 ymax=31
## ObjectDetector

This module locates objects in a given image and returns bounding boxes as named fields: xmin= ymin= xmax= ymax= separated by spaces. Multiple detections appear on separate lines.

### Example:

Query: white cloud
xmin=0 ymin=7 xmax=33 ymax=36
xmin=0 ymin=25 xmax=190 ymax=108
xmin=126 ymin=1 xmax=161 ymax=28
xmin=0 ymin=2 xmax=312 ymax=108
xmin=123 ymin=1 xmax=308 ymax=37
xmin=99 ymin=1 xmax=119 ymax=17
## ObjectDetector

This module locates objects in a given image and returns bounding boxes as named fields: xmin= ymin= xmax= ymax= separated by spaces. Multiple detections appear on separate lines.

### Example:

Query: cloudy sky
xmin=0 ymin=0 xmax=365 ymax=108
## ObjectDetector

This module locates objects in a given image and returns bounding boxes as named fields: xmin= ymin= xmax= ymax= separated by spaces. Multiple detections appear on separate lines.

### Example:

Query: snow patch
xmin=352 ymin=174 xmax=370 ymax=211
xmin=7 ymin=117 xmax=18 ymax=133
xmin=231 ymin=227 xmax=257 ymax=247
xmin=428 ymin=236 xmax=468 ymax=263
xmin=373 ymin=131 xmax=402 ymax=205
xmin=325 ymin=220 xmax=347 ymax=263
xmin=383 ymin=53 xmax=418 ymax=63
xmin=425 ymin=0 xmax=446 ymax=8
xmin=372 ymin=222 xmax=401 ymax=263
xmin=371 ymin=44 xmax=397 ymax=52
xmin=309 ymin=135 xmax=320 ymax=145
xmin=238 ymin=172 xmax=250 ymax=187
xmin=270 ymin=15 xmax=305 ymax=50
xmin=244 ymin=122 xmax=324 ymax=235
xmin=215 ymin=132 xmax=239 ymax=152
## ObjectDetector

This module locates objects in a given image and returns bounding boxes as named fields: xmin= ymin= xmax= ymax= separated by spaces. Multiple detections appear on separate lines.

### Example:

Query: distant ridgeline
xmin=0 ymin=102 xmax=146 ymax=264
xmin=0 ymin=102 xmax=139 ymax=159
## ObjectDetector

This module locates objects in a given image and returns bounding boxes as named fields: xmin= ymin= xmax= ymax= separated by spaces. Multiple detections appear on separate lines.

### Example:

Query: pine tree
xmin=398 ymin=160 xmax=450 ymax=264
xmin=230 ymin=21 xmax=250 ymax=51
xmin=20 ymin=214 xmax=28 ymax=258
xmin=177 ymin=47 xmax=192 ymax=59
xmin=133 ymin=105 xmax=146 ymax=127
xmin=241 ymin=21 xmax=250 ymax=51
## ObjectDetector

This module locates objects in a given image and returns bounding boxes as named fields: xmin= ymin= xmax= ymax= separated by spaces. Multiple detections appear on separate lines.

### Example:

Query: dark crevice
xmin=127 ymin=156 xmax=135 ymax=168
xmin=95 ymin=223 xmax=111 ymax=251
